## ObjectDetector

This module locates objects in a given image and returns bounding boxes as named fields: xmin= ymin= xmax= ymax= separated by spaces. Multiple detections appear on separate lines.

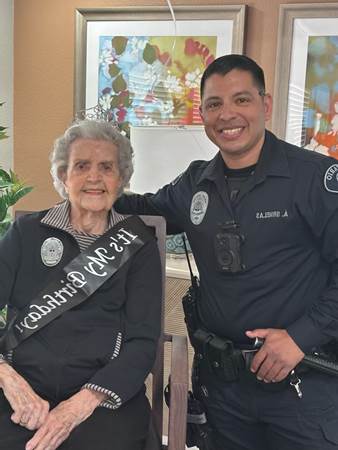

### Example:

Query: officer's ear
xmin=199 ymin=105 xmax=204 ymax=122
xmin=263 ymin=94 xmax=273 ymax=122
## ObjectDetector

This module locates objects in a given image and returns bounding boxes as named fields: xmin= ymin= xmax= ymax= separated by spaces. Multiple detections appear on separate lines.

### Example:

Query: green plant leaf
xmin=0 ymin=220 xmax=10 ymax=238
xmin=109 ymin=63 xmax=120 ymax=78
xmin=122 ymin=93 xmax=132 ymax=108
xmin=9 ymin=170 xmax=19 ymax=183
xmin=0 ymin=100 xmax=33 ymax=235
xmin=112 ymin=37 xmax=128 ymax=55
xmin=0 ymin=306 xmax=7 ymax=328
xmin=143 ymin=43 xmax=157 ymax=64
xmin=110 ymin=95 xmax=120 ymax=108
xmin=112 ymin=75 xmax=127 ymax=94
xmin=0 ymin=131 xmax=9 ymax=140
xmin=0 ymin=169 xmax=11 ymax=182
xmin=8 ymin=185 xmax=33 ymax=206
xmin=0 ymin=197 xmax=8 ymax=222
xmin=0 ymin=181 xmax=12 ymax=189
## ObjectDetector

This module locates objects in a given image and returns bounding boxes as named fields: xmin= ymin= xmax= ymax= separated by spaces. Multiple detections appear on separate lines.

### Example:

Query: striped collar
xmin=41 ymin=200 xmax=126 ymax=236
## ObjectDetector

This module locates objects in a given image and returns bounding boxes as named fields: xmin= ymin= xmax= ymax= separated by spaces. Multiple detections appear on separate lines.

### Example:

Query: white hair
xmin=50 ymin=120 xmax=134 ymax=198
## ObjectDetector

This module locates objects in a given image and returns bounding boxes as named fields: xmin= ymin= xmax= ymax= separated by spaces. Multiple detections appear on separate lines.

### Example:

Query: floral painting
xmin=97 ymin=35 xmax=217 ymax=135
xmin=302 ymin=36 xmax=338 ymax=159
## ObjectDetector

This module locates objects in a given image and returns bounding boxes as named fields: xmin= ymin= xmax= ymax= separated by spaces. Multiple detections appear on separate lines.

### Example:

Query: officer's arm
xmin=286 ymin=160 xmax=338 ymax=353
xmin=115 ymin=189 xmax=184 ymax=235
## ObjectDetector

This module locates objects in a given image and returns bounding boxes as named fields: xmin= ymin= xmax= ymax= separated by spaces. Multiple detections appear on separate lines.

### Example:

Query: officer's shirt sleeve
xmin=287 ymin=161 xmax=338 ymax=352
xmin=83 ymin=237 xmax=162 ymax=408
xmin=115 ymin=172 xmax=188 ymax=235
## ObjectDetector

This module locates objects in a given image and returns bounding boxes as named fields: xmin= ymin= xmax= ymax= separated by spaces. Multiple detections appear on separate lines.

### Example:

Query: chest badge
xmin=41 ymin=237 xmax=64 ymax=267
xmin=324 ymin=164 xmax=338 ymax=193
xmin=190 ymin=191 xmax=209 ymax=225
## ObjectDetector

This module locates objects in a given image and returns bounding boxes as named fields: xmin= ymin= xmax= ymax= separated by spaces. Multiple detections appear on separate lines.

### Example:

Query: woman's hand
xmin=25 ymin=389 xmax=106 ymax=450
xmin=0 ymin=363 xmax=49 ymax=430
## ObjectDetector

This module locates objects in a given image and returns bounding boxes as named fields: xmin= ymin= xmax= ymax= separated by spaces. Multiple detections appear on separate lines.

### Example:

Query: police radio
xmin=214 ymin=221 xmax=244 ymax=273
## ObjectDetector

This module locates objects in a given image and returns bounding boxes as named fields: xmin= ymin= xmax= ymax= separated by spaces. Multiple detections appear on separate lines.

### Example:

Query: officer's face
xmin=199 ymin=69 xmax=272 ymax=168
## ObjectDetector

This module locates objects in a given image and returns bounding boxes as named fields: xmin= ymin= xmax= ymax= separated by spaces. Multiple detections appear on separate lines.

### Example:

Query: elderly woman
xmin=0 ymin=120 xmax=161 ymax=450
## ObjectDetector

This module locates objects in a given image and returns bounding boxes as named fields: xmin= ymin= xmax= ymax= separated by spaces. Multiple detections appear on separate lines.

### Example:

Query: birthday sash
xmin=0 ymin=215 xmax=154 ymax=352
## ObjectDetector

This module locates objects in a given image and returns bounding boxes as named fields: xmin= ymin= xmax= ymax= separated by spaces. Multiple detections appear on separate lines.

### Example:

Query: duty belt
xmin=192 ymin=328 xmax=338 ymax=398
xmin=193 ymin=329 xmax=248 ymax=382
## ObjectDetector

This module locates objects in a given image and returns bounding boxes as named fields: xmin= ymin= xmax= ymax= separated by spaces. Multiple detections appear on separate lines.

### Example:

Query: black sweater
xmin=0 ymin=210 xmax=162 ymax=407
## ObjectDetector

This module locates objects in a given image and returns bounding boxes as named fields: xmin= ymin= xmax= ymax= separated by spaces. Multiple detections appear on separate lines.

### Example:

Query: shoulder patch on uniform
xmin=324 ymin=164 xmax=338 ymax=193
xmin=171 ymin=172 xmax=183 ymax=186
xmin=190 ymin=191 xmax=209 ymax=225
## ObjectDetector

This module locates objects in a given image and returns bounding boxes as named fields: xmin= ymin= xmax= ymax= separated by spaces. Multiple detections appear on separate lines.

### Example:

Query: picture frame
xmin=74 ymin=5 xmax=246 ymax=132
xmin=272 ymin=3 xmax=338 ymax=159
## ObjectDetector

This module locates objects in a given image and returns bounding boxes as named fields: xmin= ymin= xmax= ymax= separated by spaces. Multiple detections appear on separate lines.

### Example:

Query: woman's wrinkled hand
xmin=25 ymin=389 xmax=106 ymax=450
xmin=0 ymin=363 xmax=49 ymax=430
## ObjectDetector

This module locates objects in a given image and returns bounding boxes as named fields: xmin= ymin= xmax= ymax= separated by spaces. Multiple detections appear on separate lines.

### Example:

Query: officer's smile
xmin=200 ymin=69 xmax=272 ymax=168
xmin=219 ymin=126 xmax=245 ymax=139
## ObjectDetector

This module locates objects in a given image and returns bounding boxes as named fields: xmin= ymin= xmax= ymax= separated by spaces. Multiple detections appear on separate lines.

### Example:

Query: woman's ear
xmin=59 ymin=168 xmax=68 ymax=192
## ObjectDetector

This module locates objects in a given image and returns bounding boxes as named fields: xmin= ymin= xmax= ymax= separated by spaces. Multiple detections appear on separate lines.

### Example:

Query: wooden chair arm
xmin=166 ymin=334 xmax=189 ymax=450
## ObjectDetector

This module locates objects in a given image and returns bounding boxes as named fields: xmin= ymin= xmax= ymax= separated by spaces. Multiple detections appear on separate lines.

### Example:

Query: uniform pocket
xmin=321 ymin=418 xmax=338 ymax=445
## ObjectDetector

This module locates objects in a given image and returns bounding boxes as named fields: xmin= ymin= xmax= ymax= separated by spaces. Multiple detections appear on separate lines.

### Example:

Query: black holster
xmin=180 ymin=279 xmax=216 ymax=449
xmin=186 ymin=391 xmax=215 ymax=449
xmin=164 ymin=381 xmax=215 ymax=450
xmin=193 ymin=328 xmax=245 ymax=382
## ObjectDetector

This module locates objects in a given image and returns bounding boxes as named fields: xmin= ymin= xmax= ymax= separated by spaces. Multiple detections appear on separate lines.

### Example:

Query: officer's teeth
xmin=222 ymin=128 xmax=242 ymax=135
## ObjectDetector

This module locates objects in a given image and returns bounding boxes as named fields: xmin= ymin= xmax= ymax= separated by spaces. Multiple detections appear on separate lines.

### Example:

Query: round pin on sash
xmin=41 ymin=237 xmax=64 ymax=267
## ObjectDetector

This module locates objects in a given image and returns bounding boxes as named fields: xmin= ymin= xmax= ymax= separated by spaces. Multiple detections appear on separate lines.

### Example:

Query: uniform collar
xmin=196 ymin=151 xmax=224 ymax=185
xmin=196 ymin=130 xmax=291 ymax=186
xmin=254 ymin=130 xmax=291 ymax=180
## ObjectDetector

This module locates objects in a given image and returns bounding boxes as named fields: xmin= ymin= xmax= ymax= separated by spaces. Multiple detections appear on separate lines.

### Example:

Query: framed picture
xmin=272 ymin=3 xmax=338 ymax=159
xmin=74 ymin=5 xmax=246 ymax=135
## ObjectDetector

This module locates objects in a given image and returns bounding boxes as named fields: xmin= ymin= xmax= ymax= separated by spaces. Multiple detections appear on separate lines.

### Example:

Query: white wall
xmin=0 ymin=0 xmax=13 ymax=171
xmin=130 ymin=125 xmax=218 ymax=194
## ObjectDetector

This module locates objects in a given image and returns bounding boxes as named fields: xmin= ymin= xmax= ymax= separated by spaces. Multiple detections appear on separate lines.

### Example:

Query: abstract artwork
xmin=97 ymin=35 xmax=217 ymax=134
xmin=272 ymin=4 xmax=338 ymax=159
xmin=301 ymin=36 xmax=338 ymax=159
xmin=75 ymin=5 xmax=246 ymax=135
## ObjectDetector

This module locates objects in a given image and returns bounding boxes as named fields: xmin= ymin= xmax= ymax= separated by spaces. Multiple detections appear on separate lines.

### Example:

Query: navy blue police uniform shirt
xmin=115 ymin=130 xmax=338 ymax=352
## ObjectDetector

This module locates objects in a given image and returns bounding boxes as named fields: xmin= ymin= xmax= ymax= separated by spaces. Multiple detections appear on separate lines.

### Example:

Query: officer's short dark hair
xmin=200 ymin=54 xmax=266 ymax=98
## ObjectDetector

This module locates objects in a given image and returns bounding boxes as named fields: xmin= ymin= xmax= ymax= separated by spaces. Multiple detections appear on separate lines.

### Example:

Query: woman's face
xmin=62 ymin=138 xmax=122 ymax=215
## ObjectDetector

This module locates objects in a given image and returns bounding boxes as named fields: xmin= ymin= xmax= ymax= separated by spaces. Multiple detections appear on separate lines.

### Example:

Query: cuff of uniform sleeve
xmin=82 ymin=383 xmax=122 ymax=410
xmin=286 ymin=317 xmax=326 ymax=353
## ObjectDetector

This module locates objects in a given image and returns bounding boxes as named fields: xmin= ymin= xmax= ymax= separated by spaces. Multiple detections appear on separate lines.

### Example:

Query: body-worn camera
xmin=214 ymin=221 xmax=244 ymax=273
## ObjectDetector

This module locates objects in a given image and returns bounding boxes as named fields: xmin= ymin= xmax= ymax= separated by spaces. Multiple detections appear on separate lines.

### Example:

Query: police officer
xmin=115 ymin=55 xmax=338 ymax=449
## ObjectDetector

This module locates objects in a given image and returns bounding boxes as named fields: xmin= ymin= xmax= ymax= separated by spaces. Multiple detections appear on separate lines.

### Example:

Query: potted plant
xmin=0 ymin=102 xmax=32 ymax=326
xmin=0 ymin=102 xmax=33 ymax=237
